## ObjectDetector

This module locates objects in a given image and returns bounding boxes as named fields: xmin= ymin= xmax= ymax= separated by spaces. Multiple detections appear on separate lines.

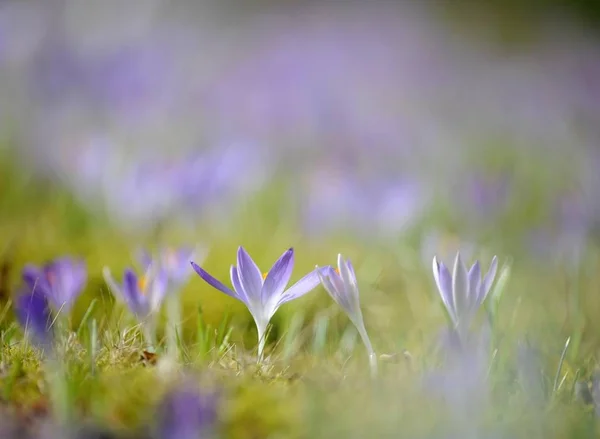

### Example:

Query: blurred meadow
xmin=2 ymin=0 xmax=600 ymax=438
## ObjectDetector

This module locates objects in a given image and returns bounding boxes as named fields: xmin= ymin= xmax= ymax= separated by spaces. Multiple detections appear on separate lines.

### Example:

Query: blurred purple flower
xmin=420 ymin=232 xmax=478 ymax=269
xmin=103 ymin=265 xmax=168 ymax=320
xmin=84 ymin=43 xmax=176 ymax=121
xmin=527 ymin=192 xmax=591 ymax=268
xmin=22 ymin=257 xmax=87 ymax=314
xmin=15 ymin=284 xmax=54 ymax=352
xmin=138 ymin=247 xmax=201 ymax=291
xmin=191 ymin=247 xmax=325 ymax=359
xmin=176 ymin=142 xmax=271 ymax=217
xmin=423 ymin=327 xmax=491 ymax=436
xmin=432 ymin=253 xmax=498 ymax=337
xmin=317 ymin=254 xmax=377 ymax=376
xmin=456 ymin=172 xmax=513 ymax=225
xmin=157 ymin=384 xmax=218 ymax=439
xmin=30 ymin=41 xmax=85 ymax=104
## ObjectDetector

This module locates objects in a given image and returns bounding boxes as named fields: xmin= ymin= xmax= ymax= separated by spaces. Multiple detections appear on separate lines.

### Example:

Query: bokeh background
xmin=2 ymin=0 xmax=600 ymax=436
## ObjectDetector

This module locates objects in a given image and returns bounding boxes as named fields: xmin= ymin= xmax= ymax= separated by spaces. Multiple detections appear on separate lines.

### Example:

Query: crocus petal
xmin=262 ymin=248 xmax=294 ymax=305
xmin=158 ymin=386 xmax=218 ymax=439
xmin=22 ymin=265 xmax=48 ymax=292
xmin=230 ymin=265 xmax=248 ymax=305
xmin=433 ymin=257 xmax=456 ymax=324
xmin=467 ymin=261 xmax=481 ymax=302
xmin=236 ymin=246 xmax=264 ymax=304
xmin=338 ymin=254 xmax=360 ymax=310
xmin=136 ymin=249 xmax=153 ymax=271
xmin=47 ymin=258 xmax=87 ymax=311
xmin=277 ymin=268 xmax=322 ymax=307
xmin=318 ymin=266 xmax=354 ymax=315
xmin=15 ymin=289 xmax=54 ymax=351
xmin=191 ymin=261 xmax=237 ymax=300
xmin=452 ymin=253 xmax=469 ymax=325
xmin=123 ymin=269 xmax=147 ymax=316
xmin=479 ymin=256 xmax=498 ymax=305
xmin=163 ymin=247 xmax=198 ymax=286
xmin=345 ymin=258 xmax=358 ymax=285
xmin=103 ymin=267 xmax=123 ymax=299
xmin=149 ymin=268 xmax=169 ymax=312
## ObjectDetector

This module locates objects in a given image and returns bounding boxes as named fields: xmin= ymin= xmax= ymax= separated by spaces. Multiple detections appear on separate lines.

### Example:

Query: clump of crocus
xmin=157 ymin=381 xmax=218 ymax=439
xmin=15 ymin=283 xmax=54 ymax=352
xmin=317 ymin=254 xmax=377 ymax=378
xmin=191 ymin=246 xmax=324 ymax=360
xmin=103 ymin=265 xmax=168 ymax=348
xmin=432 ymin=252 xmax=498 ymax=341
xmin=15 ymin=268 xmax=71 ymax=424
xmin=22 ymin=257 xmax=87 ymax=315
xmin=138 ymin=246 xmax=203 ymax=357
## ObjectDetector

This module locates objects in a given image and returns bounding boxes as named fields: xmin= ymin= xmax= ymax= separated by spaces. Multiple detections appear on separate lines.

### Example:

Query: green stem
xmin=256 ymin=320 xmax=268 ymax=363
xmin=356 ymin=323 xmax=378 ymax=379
xmin=166 ymin=293 xmax=181 ymax=360
xmin=142 ymin=317 xmax=157 ymax=351
xmin=46 ymin=353 xmax=70 ymax=426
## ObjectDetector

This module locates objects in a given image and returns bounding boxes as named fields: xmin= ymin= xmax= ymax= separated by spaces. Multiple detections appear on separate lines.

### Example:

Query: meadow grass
xmin=1 ymin=151 xmax=600 ymax=439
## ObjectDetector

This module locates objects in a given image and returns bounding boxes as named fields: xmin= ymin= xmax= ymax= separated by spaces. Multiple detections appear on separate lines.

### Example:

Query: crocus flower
xmin=15 ymin=285 xmax=54 ymax=352
xmin=157 ymin=383 xmax=218 ymax=439
xmin=103 ymin=266 xmax=168 ymax=320
xmin=138 ymin=246 xmax=204 ymax=358
xmin=22 ymin=257 xmax=87 ymax=314
xmin=138 ymin=247 xmax=200 ymax=290
xmin=191 ymin=246 xmax=323 ymax=359
xmin=432 ymin=252 xmax=498 ymax=337
xmin=317 ymin=254 xmax=377 ymax=377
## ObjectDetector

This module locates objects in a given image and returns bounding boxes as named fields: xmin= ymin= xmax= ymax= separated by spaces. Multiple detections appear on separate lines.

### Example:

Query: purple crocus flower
xmin=191 ymin=246 xmax=324 ymax=359
xmin=317 ymin=254 xmax=376 ymax=376
xmin=14 ymin=286 xmax=54 ymax=352
xmin=21 ymin=257 xmax=87 ymax=314
xmin=138 ymin=247 xmax=200 ymax=290
xmin=432 ymin=252 xmax=498 ymax=337
xmin=102 ymin=266 xmax=168 ymax=320
xmin=157 ymin=384 xmax=218 ymax=439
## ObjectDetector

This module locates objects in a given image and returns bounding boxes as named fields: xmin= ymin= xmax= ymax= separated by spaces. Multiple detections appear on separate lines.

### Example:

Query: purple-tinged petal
xmin=103 ymin=267 xmax=122 ymax=297
xmin=191 ymin=261 xmax=237 ymax=300
xmin=137 ymin=248 xmax=153 ymax=271
xmin=452 ymin=253 xmax=469 ymax=325
xmin=318 ymin=266 xmax=353 ymax=314
xmin=329 ymin=268 xmax=346 ymax=294
xmin=345 ymin=258 xmax=358 ymax=284
xmin=43 ymin=257 xmax=87 ymax=312
xmin=15 ymin=288 xmax=53 ymax=351
xmin=229 ymin=266 xmax=248 ymax=305
xmin=467 ymin=261 xmax=481 ymax=302
xmin=236 ymin=247 xmax=263 ymax=303
xmin=122 ymin=269 xmax=147 ymax=317
xmin=479 ymin=256 xmax=498 ymax=305
xmin=277 ymin=268 xmax=322 ymax=307
xmin=262 ymin=248 xmax=294 ymax=305
xmin=158 ymin=384 xmax=218 ymax=439
xmin=338 ymin=254 xmax=359 ymax=303
xmin=162 ymin=247 xmax=198 ymax=286
xmin=148 ymin=267 xmax=169 ymax=312
xmin=433 ymin=257 xmax=456 ymax=323
xmin=22 ymin=265 xmax=49 ymax=293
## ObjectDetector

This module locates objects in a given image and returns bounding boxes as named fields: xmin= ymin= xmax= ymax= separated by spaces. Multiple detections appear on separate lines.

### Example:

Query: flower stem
xmin=166 ymin=293 xmax=181 ymax=360
xmin=46 ymin=353 xmax=70 ymax=426
xmin=142 ymin=318 xmax=157 ymax=351
xmin=256 ymin=321 xmax=268 ymax=363
xmin=357 ymin=324 xmax=378 ymax=379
